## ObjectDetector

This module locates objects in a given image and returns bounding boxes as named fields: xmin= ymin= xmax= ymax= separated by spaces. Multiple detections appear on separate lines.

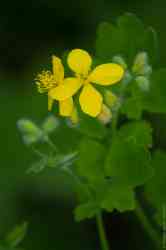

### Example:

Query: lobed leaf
xmin=96 ymin=13 xmax=158 ymax=66
xmin=77 ymin=115 xmax=108 ymax=139
xmin=76 ymin=138 xmax=106 ymax=180
xmin=74 ymin=202 xmax=100 ymax=221
xmin=105 ymin=121 xmax=153 ymax=187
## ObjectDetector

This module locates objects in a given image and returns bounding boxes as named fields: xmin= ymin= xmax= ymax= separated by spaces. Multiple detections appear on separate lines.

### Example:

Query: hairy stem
xmin=96 ymin=213 xmax=110 ymax=250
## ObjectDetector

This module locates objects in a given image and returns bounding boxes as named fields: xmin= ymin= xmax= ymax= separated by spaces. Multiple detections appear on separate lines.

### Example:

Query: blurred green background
xmin=0 ymin=0 xmax=166 ymax=249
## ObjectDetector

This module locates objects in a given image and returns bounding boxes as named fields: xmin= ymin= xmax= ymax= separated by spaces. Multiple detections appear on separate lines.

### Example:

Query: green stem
xmin=31 ymin=146 xmax=46 ymax=158
xmin=111 ymin=111 xmax=119 ymax=138
xmin=135 ymin=200 xmax=161 ymax=249
xmin=96 ymin=212 xmax=110 ymax=250
xmin=47 ymin=137 xmax=58 ymax=152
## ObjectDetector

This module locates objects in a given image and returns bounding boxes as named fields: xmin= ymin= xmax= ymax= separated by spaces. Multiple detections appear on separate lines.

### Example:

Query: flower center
xmin=83 ymin=78 xmax=89 ymax=85
xmin=76 ymin=73 xmax=89 ymax=85
xmin=36 ymin=71 xmax=57 ymax=93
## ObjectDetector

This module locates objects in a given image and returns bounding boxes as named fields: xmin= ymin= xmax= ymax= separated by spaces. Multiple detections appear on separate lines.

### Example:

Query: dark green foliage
xmin=77 ymin=115 xmax=108 ymax=140
xmin=16 ymin=13 xmax=166 ymax=231
xmin=76 ymin=138 xmax=106 ymax=180
xmin=145 ymin=69 xmax=166 ymax=113
xmin=0 ymin=222 xmax=28 ymax=250
xmin=96 ymin=13 xmax=158 ymax=66
xmin=105 ymin=121 xmax=153 ymax=187
xmin=145 ymin=151 xmax=166 ymax=225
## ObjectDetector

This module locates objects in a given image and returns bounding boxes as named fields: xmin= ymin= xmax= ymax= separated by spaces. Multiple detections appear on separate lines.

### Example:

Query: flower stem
xmin=31 ymin=146 xmax=46 ymax=158
xmin=96 ymin=212 xmax=110 ymax=250
xmin=135 ymin=200 xmax=161 ymax=249
xmin=47 ymin=137 xmax=58 ymax=152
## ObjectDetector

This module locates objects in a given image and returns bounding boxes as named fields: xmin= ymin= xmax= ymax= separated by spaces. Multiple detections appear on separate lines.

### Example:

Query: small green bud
xmin=104 ymin=90 xmax=118 ymax=109
xmin=135 ymin=76 xmax=150 ymax=92
xmin=112 ymin=55 xmax=127 ymax=70
xmin=17 ymin=119 xmax=44 ymax=145
xmin=17 ymin=119 xmax=39 ymax=133
xmin=132 ymin=52 xmax=149 ymax=75
xmin=143 ymin=65 xmax=152 ymax=76
xmin=42 ymin=115 xmax=59 ymax=134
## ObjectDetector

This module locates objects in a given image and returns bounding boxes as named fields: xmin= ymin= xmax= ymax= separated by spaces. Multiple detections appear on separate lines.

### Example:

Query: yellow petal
xmin=48 ymin=96 xmax=54 ymax=111
xmin=48 ymin=77 xmax=82 ymax=101
xmin=79 ymin=84 xmax=103 ymax=117
xmin=59 ymin=98 xmax=73 ymax=116
xmin=88 ymin=63 xmax=124 ymax=85
xmin=67 ymin=49 xmax=92 ymax=76
xmin=52 ymin=56 xmax=64 ymax=83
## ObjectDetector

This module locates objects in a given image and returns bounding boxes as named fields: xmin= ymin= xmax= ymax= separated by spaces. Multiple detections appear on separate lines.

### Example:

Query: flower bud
xmin=132 ymin=52 xmax=149 ymax=75
xmin=143 ymin=65 xmax=152 ymax=76
xmin=17 ymin=119 xmax=44 ymax=145
xmin=98 ymin=104 xmax=112 ymax=124
xmin=42 ymin=115 xmax=59 ymax=134
xmin=135 ymin=76 xmax=150 ymax=92
xmin=104 ymin=90 xmax=118 ymax=109
xmin=112 ymin=55 xmax=127 ymax=70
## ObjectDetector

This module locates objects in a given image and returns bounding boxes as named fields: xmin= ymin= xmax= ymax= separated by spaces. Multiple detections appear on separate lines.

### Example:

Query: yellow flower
xmin=36 ymin=56 xmax=81 ymax=117
xmin=49 ymin=49 xmax=124 ymax=117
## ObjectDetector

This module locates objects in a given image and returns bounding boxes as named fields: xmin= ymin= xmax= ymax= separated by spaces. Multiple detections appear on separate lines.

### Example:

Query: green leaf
xmin=105 ymin=121 xmax=153 ymax=187
xmin=5 ymin=222 xmax=28 ymax=248
xmin=76 ymin=138 xmax=106 ymax=180
xmin=74 ymin=202 xmax=100 ymax=221
xmin=117 ymin=121 xmax=153 ymax=148
xmin=96 ymin=13 xmax=158 ymax=66
xmin=145 ymin=69 xmax=166 ymax=113
xmin=145 ymin=150 xmax=166 ymax=225
xmin=102 ymin=182 xmax=135 ymax=212
xmin=90 ymin=178 xmax=136 ymax=213
xmin=142 ymin=27 xmax=159 ymax=66
xmin=77 ymin=115 xmax=107 ymax=140
xmin=121 ymin=95 xmax=144 ymax=120
xmin=75 ymin=178 xmax=136 ymax=219
xmin=121 ymin=79 xmax=149 ymax=120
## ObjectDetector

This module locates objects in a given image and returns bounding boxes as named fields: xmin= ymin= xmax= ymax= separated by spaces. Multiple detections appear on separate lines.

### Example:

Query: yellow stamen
xmin=36 ymin=70 xmax=56 ymax=93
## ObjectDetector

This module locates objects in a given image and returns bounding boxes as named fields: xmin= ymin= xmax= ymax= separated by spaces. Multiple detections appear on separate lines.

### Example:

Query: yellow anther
xmin=36 ymin=71 xmax=56 ymax=93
